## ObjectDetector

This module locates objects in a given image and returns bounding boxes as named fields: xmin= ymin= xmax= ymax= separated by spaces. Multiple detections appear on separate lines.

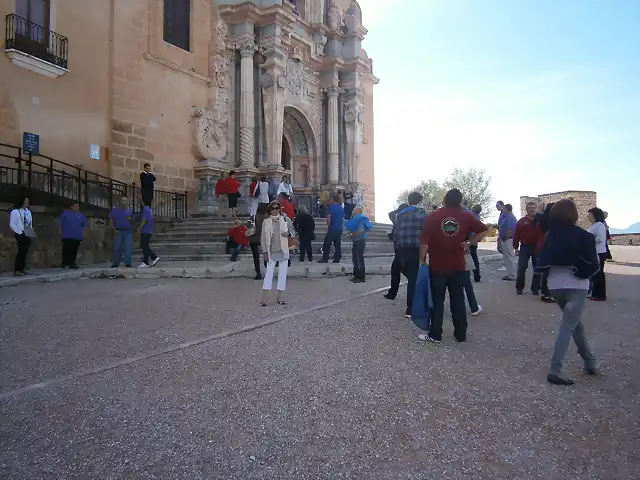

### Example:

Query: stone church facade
xmin=194 ymin=0 xmax=378 ymax=217
xmin=0 ymin=0 xmax=378 ymax=217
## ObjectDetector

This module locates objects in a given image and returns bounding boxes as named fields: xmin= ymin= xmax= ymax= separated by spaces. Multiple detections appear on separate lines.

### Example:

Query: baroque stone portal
xmin=192 ymin=1 xmax=379 ymax=217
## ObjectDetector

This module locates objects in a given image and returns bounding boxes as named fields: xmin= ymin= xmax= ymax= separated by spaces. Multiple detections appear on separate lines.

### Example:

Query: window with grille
xmin=163 ymin=0 xmax=191 ymax=51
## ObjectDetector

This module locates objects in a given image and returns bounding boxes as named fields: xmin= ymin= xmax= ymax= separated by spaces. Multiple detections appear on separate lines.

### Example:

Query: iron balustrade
xmin=4 ymin=13 xmax=68 ymax=69
xmin=0 ymin=143 xmax=187 ymax=220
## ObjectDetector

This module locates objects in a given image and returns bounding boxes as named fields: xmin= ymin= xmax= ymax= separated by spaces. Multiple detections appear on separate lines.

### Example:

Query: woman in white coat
xmin=9 ymin=194 xmax=34 ymax=276
xmin=277 ymin=174 xmax=294 ymax=204
xmin=260 ymin=200 xmax=296 ymax=306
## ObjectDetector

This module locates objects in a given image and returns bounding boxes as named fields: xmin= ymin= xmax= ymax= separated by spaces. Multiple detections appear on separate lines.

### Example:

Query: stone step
xmin=168 ymin=222 xmax=392 ymax=231
xmin=139 ymin=244 xmax=395 ymax=256
xmin=156 ymin=231 xmax=393 ymax=241
xmin=131 ymin=252 xmax=395 ymax=262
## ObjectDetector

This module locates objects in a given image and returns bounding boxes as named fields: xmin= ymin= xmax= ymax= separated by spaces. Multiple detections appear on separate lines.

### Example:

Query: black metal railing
xmin=4 ymin=13 xmax=68 ymax=69
xmin=0 ymin=143 xmax=188 ymax=220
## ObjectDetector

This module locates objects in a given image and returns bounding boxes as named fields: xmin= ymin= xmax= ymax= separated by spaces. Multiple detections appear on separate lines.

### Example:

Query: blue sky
xmin=360 ymin=0 xmax=639 ymax=228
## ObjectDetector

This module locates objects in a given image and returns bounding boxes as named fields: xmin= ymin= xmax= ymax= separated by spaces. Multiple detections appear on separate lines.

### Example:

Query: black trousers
xmin=141 ymin=188 xmax=154 ymax=205
xmin=299 ymin=237 xmax=313 ymax=261
xmin=540 ymin=269 xmax=550 ymax=297
xmin=429 ymin=270 xmax=468 ymax=342
xmin=140 ymin=233 xmax=157 ymax=265
xmin=250 ymin=243 xmax=261 ymax=275
xmin=321 ymin=231 xmax=342 ymax=261
xmin=352 ymin=239 xmax=366 ymax=280
xmin=469 ymin=245 xmax=481 ymax=281
xmin=61 ymin=239 xmax=81 ymax=267
xmin=591 ymin=253 xmax=607 ymax=299
xmin=14 ymin=233 xmax=31 ymax=273
xmin=396 ymin=247 xmax=420 ymax=314
xmin=387 ymin=253 xmax=402 ymax=298
xmin=516 ymin=244 xmax=540 ymax=293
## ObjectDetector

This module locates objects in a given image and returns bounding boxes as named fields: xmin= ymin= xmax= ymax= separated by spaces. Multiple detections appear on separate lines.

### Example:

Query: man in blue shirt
xmin=318 ymin=194 xmax=344 ymax=263
xmin=58 ymin=202 xmax=88 ymax=269
xmin=109 ymin=196 xmax=133 ymax=268
xmin=498 ymin=203 xmax=518 ymax=280
xmin=138 ymin=201 xmax=160 ymax=268
xmin=344 ymin=206 xmax=372 ymax=282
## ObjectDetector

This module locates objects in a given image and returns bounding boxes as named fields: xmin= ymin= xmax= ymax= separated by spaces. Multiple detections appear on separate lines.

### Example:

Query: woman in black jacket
xmin=535 ymin=199 xmax=599 ymax=385
xmin=246 ymin=203 xmax=269 ymax=280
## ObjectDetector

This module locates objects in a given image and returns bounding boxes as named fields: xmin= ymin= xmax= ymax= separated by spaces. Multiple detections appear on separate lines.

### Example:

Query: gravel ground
xmin=0 ymin=260 xmax=638 ymax=479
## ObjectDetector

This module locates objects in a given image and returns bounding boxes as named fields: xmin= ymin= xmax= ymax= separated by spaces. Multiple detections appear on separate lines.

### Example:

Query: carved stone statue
xmin=327 ymin=2 xmax=342 ymax=31
xmin=286 ymin=58 xmax=303 ymax=96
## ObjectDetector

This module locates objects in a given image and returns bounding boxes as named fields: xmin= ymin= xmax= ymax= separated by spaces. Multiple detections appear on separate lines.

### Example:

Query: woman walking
xmin=535 ymin=199 xmax=599 ymax=385
xmin=9 ymin=195 xmax=35 ymax=276
xmin=587 ymin=207 xmax=608 ymax=301
xmin=260 ymin=201 xmax=296 ymax=306
xmin=535 ymin=202 xmax=555 ymax=303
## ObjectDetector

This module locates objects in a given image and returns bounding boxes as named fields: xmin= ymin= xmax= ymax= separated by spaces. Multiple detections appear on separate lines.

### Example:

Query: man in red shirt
xmin=513 ymin=201 xmax=542 ymax=295
xmin=418 ymin=188 xmax=488 ymax=343
xmin=226 ymin=219 xmax=249 ymax=261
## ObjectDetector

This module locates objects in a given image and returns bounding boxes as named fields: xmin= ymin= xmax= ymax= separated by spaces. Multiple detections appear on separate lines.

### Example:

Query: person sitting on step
xmin=226 ymin=219 xmax=248 ymax=261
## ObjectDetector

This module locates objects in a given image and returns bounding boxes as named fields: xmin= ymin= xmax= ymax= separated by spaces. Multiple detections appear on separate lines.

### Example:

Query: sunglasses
xmin=270 ymin=205 xmax=281 ymax=211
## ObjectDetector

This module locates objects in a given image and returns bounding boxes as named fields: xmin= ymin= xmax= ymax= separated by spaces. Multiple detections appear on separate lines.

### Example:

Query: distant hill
xmin=609 ymin=222 xmax=640 ymax=234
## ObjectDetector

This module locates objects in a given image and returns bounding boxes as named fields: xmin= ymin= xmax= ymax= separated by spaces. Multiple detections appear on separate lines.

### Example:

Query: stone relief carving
xmin=238 ymin=42 xmax=257 ymax=58
xmin=194 ymin=19 xmax=231 ymax=160
xmin=286 ymin=58 xmax=303 ymax=96
xmin=260 ymin=72 xmax=273 ymax=89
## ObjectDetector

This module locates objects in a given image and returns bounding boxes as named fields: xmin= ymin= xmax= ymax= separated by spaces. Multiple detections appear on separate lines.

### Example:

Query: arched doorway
xmin=281 ymin=135 xmax=292 ymax=170
xmin=281 ymin=107 xmax=317 ymax=184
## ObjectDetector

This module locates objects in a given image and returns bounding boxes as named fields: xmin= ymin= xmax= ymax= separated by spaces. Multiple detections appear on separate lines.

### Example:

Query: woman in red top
xmin=226 ymin=219 xmax=248 ymax=261
xmin=278 ymin=192 xmax=295 ymax=220
xmin=215 ymin=172 xmax=227 ymax=199
xmin=224 ymin=170 xmax=241 ymax=217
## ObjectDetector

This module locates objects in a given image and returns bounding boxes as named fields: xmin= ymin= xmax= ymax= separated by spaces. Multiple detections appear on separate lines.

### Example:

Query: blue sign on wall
xmin=22 ymin=132 xmax=40 ymax=155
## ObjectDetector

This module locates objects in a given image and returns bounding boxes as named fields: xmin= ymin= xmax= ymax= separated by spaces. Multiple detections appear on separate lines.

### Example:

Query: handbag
xmin=253 ymin=184 xmax=260 ymax=198
xmin=287 ymin=236 xmax=297 ymax=249
xmin=21 ymin=211 xmax=37 ymax=238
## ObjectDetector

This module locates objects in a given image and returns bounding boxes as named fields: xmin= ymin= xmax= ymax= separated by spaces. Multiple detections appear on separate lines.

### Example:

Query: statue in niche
xmin=327 ymin=2 xmax=342 ymax=31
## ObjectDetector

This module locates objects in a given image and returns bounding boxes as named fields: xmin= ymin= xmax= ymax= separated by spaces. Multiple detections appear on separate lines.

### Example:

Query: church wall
xmin=108 ymin=0 xmax=214 ymax=193
xmin=0 ymin=0 xmax=111 ymax=172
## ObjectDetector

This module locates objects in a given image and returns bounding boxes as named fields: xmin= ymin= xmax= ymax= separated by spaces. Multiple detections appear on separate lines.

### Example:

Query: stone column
xmin=238 ymin=41 xmax=258 ymax=168
xmin=344 ymin=91 xmax=363 ymax=184
xmin=326 ymin=85 xmax=341 ymax=184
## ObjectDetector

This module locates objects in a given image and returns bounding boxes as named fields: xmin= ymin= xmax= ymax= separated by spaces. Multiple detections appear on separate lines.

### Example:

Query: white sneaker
xmin=498 ymin=266 xmax=507 ymax=271
xmin=151 ymin=257 xmax=160 ymax=266
xmin=138 ymin=263 xmax=149 ymax=268
xmin=471 ymin=305 xmax=483 ymax=316
xmin=418 ymin=334 xmax=442 ymax=343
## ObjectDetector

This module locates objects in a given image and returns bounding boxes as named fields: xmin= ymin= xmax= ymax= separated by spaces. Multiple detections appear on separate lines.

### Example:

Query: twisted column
xmin=238 ymin=41 xmax=257 ymax=168
xmin=326 ymin=85 xmax=341 ymax=183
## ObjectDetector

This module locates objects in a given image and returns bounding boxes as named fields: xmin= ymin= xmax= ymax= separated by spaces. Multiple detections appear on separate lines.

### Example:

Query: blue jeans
xmin=112 ymin=230 xmax=133 ymax=266
xmin=549 ymin=289 xmax=595 ymax=376
xmin=351 ymin=239 xmax=366 ymax=280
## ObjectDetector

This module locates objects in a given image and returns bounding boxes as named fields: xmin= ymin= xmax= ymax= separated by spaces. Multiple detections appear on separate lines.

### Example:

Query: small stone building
xmin=520 ymin=190 xmax=597 ymax=229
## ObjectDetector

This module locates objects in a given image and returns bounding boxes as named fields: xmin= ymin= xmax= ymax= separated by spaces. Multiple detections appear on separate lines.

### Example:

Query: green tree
xmin=395 ymin=168 xmax=493 ymax=220
xmin=396 ymin=180 xmax=446 ymax=211
xmin=443 ymin=168 xmax=493 ymax=219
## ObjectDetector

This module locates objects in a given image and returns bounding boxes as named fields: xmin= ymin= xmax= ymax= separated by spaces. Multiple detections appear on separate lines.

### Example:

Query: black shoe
xmin=352 ymin=278 xmax=365 ymax=283
xmin=516 ymin=289 xmax=523 ymax=295
xmin=61 ymin=263 xmax=68 ymax=268
xmin=254 ymin=274 xmax=262 ymax=280
xmin=317 ymin=259 xmax=329 ymax=264
xmin=541 ymin=295 xmax=556 ymax=303
xmin=332 ymin=259 xmax=341 ymax=263
xmin=125 ymin=264 xmax=132 ymax=268
xmin=384 ymin=293 xmax=396 ymax=300
xmin=502 ymin=276 xmax=515 ymax=281
xmin=585 ymin=368 xmax=597 ymax=376
xmin=547 ymin=374 xmax=574 ymax=386
xmin=69 ymin=265 xmax=79 ymax=270
xmin=474 ymin=277 xmax=481 ymax=283
xmin=110 ymin=264 xmax=118 ymax=268
xmin=404 ymin=310 xmax=412 ymax=319
xmin=532 ymin=290 xmax=540 ymax=296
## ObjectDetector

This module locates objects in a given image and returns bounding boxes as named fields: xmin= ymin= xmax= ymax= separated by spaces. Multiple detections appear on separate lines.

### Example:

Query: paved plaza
xmin=0 ymin=248 xmax=639 ymax=479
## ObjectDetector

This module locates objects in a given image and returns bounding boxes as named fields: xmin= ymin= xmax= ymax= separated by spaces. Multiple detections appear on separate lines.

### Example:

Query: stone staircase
xmin=138 ymin=214 xmax=396 ymax=262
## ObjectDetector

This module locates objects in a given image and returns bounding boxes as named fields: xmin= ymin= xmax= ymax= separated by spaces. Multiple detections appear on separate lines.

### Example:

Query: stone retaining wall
xmin=610 ymin=234 xmax=640 ymax=246
xmin=0 ymin=205 xmax=173 ymax=273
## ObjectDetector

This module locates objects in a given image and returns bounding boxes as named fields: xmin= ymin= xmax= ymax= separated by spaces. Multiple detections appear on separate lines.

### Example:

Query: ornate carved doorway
xmin=281 ymin=135 xmax=292 ymax=170
xmin=282 ymin=107 xmax=316 ymax=189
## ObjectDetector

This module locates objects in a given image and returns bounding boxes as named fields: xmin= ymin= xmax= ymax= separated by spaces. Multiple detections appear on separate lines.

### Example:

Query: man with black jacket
xmin=384 ymin=203 xmax=408 ymax=300
xmin=293 ymin=206 xmax=316 ymax=262
xmin=140 ymin=163 xmax=156 ymax=205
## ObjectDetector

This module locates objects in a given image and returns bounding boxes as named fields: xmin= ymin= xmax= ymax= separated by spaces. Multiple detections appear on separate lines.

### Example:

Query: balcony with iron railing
xmin=4 ymin=13 xmax=69 ymax=78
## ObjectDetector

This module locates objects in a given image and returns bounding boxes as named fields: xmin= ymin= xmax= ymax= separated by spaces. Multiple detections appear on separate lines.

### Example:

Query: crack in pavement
xmin=0 ymin=282 xmax=406 ymax=402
